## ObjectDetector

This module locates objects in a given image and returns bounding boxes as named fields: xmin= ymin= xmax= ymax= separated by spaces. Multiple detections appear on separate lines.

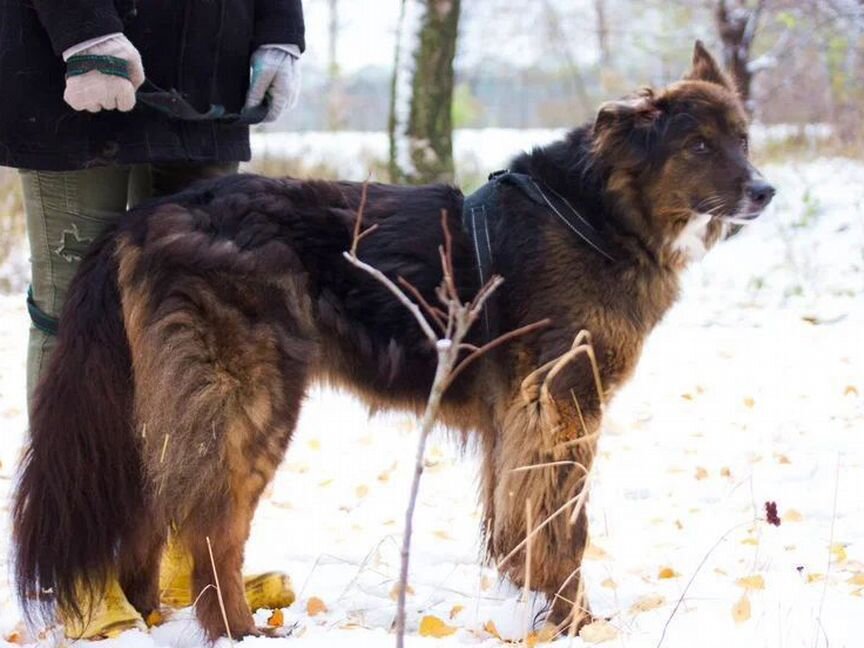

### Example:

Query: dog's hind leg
xmin=130 ymin=277 xmax=314 ymax=640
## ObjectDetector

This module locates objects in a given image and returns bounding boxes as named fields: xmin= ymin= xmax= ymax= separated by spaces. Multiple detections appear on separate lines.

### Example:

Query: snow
xmin=250 ymin=129 xmax=566 ymax=182
xmin=0 ymin=143 xmax=862 ymax=647
xmin=250 ymin=124 xmax=834 ymax=185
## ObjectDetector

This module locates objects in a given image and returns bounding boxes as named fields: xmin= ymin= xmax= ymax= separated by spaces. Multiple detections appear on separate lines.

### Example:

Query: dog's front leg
xmin=488 ymin=333 xmax=604 ymax=632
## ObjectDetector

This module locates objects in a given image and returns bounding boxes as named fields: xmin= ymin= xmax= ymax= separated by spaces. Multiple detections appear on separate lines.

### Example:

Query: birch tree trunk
xmin=388 ymin=0 xmax=461 ymax=185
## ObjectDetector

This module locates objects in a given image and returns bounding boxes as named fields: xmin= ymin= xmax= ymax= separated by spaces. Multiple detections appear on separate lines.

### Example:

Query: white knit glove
xmin=63 ymin=34 xmax=145 ymax=113
xmin=245 ymin=46 xmax=301 ymax=123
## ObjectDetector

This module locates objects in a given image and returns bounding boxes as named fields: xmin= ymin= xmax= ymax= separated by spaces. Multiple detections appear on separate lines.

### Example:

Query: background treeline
xmin=279 ymin=0 xmax=864 ymax=138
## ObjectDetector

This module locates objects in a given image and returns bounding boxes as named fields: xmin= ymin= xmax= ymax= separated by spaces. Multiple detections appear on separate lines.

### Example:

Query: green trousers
xmin=22 ymin=162 xmax=238 ymax=406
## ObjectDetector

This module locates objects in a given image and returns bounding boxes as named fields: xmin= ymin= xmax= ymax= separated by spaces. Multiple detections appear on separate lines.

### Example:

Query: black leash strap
xmin=136 ymin=80 xmax=270 ymax=125
xmin=27 ymin=286 xmax=59 ymax=337
xmin=462 ymin=170 xmax=616 ymax=340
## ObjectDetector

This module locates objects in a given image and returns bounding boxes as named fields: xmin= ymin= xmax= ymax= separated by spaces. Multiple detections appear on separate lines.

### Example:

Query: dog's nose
xmin=746 ymin=180 xmax=776 ymax=208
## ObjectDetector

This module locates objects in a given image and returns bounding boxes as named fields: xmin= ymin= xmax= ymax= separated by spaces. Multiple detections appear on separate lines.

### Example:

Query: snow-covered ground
xmin=249 ymin=124 xmax=835 ymax=184
xmin=0 ymin=151 xmax=861 ymax=648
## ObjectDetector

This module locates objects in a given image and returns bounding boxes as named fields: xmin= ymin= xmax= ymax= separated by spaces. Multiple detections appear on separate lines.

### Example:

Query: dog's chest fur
xmin=672 ymin=213 xmax=712 ymax=262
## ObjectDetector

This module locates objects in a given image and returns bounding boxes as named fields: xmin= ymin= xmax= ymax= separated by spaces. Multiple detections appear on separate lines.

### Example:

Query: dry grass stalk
xmin=205 ymin=536 xmax=233 ymax=643
xmin=523 ymin=498 xmax=533 ymax=643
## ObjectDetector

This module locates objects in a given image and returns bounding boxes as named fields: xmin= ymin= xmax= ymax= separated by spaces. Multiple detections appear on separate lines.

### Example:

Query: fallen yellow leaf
xmin=525 ymin=625 xmax=558 ymax=646
xmin=807 ymin=573 xmax=824 ymax=583
xmin=743 ymin=397 xmax=756 ymax=408
xmin=580 ymin=620 xmax=618 ymax=643
xmin=433 ymin=529 xmax=453 ymax=541
xmin=584 ymin=542 xmax=610 ymax=560
xmin=389 ymin=583 xmax=415 ymax=601
xmin=419 ymin=615 xmax=457 ymax=638
xmin=783 ymin=509 xmax=804 ymax=523
xmin=449 ymin=604 xmax=464 ymax=619
xmin=736 ymin=574 xmax=766 ymax=590
xmin=732 ymin=593 xmax=751 ymax=623
xmin=484 ymin=620 xmax=501 ymax=638
xmin=307 ymin=439 xmax=321 ymax=450
xmin=776 ymin=454 xmax=791 ymax=464
xmin=267 ymin=609 xmax=284 ymax=627
xmin=695 ymin=467 xmax=709 ymax=480
xmin=844 ymin=385 xmax=859 ymax=396
xmin=830 ymin=544 xmax=848 ymax=562
xmin=630 ymin=594 xmax=665 ymax=613
xmin=720 ymin=466 xmax=732 ymax=478
xmin=658 ymin=567 xmax=680 ymax=579
xmin=741 ymin=537 xmax=759 ymax=546
xmin=600 ymin=577 xmax=617 ymax=590
xmin=848 ymin=574 xmax=864 ymax=586
xmin=355 ymin=484 xmax=369 ymax=498
xmin=306 ymin=596 xmax=327 ymax=617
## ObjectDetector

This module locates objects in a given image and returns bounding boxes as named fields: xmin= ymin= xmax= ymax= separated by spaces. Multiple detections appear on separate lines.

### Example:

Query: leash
xmin=66 ymin=55 xmax=269 ymax=125
xmin=462 ymin=170 xmax=616 ymax=340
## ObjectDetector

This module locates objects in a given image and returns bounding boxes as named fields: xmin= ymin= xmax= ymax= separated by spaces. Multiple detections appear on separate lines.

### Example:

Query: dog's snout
xmin=746 ymin=180 xmax=775 ymax=208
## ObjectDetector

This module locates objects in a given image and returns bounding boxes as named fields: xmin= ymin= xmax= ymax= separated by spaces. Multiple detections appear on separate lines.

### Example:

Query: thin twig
xmin=655 ymin=522 xmax=751 ymax=648
xmin=343 ymin=252 xmax=439 ymax=344
xmin=350 ymin=179 xmax=372 ymax=257
xmin=813 ymin=454 xmax=841 ymax=648
xmin=444 ymin=318 xmax=551 ymax=390
xmin=397 ymin=276 xmax=448 ymax=332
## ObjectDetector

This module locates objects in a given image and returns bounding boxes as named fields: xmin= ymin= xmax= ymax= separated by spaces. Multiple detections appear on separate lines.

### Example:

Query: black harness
xmin=462 ymin=170 xmax=616 ymax=340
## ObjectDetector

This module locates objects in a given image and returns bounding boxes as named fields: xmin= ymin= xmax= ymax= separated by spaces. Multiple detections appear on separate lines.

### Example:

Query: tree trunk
xmin=715 ymin=0 xmax=764 ymax=114
xmin=388 ymin=0 xmax=461 ymax=185
xmin=326 ymin=0 xmax=345 ymax=130
xmin=594 ymin=0 xmax=611 ymax=68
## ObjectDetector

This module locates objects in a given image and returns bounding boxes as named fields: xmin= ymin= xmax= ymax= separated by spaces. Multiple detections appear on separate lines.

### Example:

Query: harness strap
xmin=461 ymin=170 xmax=616 ymax=341
xmin=27 ymin=286 xmax=59 ymax=337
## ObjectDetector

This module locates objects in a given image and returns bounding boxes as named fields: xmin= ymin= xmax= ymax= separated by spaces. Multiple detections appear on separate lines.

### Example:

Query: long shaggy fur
xmin=13 ymin=43 xmax=771 ymax=639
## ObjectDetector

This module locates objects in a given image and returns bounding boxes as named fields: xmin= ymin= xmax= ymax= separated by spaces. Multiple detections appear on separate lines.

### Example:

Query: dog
xmin=13 ymin=41 xmax=773 ymax=640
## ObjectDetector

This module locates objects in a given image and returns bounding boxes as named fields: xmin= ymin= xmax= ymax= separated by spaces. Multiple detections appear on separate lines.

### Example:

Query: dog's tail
xmin=13 ymin=236 xmax=142 ymax=623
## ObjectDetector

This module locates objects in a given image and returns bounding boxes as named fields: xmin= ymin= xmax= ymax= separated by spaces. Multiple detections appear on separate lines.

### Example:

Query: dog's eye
xmin=691 ymin=138 xmax=710 ymax=154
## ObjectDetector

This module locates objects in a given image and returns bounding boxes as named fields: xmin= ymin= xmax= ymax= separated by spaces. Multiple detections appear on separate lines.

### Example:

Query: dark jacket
xmin=0 ymin=0 xmax=304 ymax=171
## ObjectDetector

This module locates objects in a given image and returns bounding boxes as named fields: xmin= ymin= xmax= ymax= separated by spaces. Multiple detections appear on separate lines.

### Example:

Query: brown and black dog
xmin=14 ymin=42 xmax=773 ymax=639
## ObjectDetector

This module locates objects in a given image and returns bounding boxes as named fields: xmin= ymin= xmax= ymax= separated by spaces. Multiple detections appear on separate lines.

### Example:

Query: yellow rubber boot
xmin=63 ymin=578 xmax=146 ymax=640
xmin=159 ymin=539 xmax=295 ymax=611
xmin=158 ymin=539 xmax=195 ymax=608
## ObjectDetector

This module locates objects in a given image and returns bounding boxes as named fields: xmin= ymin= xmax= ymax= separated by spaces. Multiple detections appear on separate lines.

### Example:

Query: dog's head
xmin=592 ymin=41 xmax=774 ymax=267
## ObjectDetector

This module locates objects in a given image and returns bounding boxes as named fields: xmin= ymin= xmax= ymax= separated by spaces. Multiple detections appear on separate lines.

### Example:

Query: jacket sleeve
xmin=254 ymin=0 xmax=306 ymax=52
xmin=31 ymin=1 xmax=124 ymax=57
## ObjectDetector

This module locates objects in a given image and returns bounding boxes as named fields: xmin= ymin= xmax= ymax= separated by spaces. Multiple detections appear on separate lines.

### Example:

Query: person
xmin=0 ymin=0 xmax=304 ymax=637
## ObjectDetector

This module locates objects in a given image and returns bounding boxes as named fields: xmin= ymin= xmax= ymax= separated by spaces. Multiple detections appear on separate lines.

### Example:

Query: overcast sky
xmin=300 ymin=0 xmax=605 ymax=74
xmin=302 ymin=0 xmax=404 ymax=73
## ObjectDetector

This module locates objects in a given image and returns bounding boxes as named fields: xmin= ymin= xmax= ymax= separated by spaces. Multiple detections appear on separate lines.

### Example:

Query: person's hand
xmin=63 ymin=35 xmax=145 ymax=113
xmin=245 ymin=46 xmax=301 ymax=123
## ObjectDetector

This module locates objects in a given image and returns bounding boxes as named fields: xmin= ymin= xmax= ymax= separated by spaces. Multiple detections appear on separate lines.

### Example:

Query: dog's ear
xmin=685 ymin=40 xmax=736 ymax=92
xmin=593 ymin=90 xmax=663 ymax=166
xmin=594 ymin=93 xmax=661 ymax=131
